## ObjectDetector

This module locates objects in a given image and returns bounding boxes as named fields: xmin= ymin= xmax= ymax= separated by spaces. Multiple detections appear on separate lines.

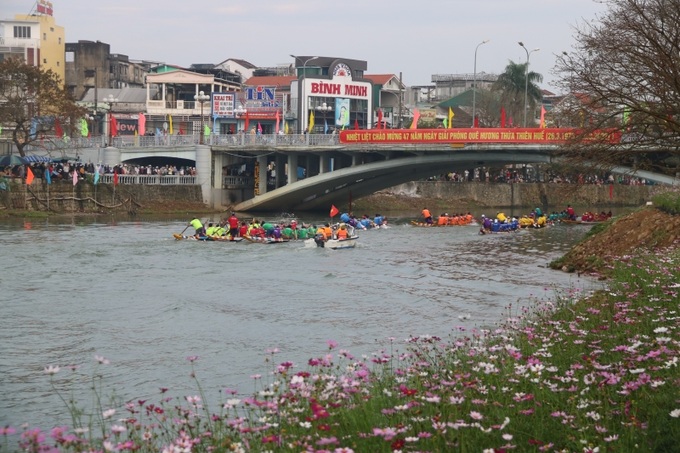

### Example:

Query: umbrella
xmin=0 ymin=155 xmax=28 ymax=167
xmin=24 ymin=155 xmax=53 ymax=163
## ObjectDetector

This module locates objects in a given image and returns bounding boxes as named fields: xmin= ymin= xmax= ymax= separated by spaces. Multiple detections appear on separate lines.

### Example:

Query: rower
xmin=188 ymin=218 xmax=204 ymax=238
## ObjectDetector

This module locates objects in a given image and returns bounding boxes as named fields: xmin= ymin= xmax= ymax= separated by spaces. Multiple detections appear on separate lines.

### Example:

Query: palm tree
xmin=492 ymin=60 xmax=543 ymax=126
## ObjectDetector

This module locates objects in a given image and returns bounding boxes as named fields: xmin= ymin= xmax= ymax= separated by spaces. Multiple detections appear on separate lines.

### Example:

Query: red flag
xmin=540 ymin=106 xmax=546 ymax=128
xmin=72 ymin=169 xmax=78 ymax=186
xmin=26 ymin=167 xmax=34 ymax=185
xmin=110 ymin=115 xmax=118 ymax=137
xmin=354 ymin=119 xmax=359 ymax=130
xmin=474 ymin=116 xmax=479 ymax=128
xmin=54 ymin=118 xmax=63 ymax=138
xmin=113 ymin=169 xmax=119 ymax=186
xmin=257 ymin=122 xmax=262 ymax=134
xmin=410 ymin=109 xmax=420 ymax=129
xmin=330 ymin=205 xmax=339 ymax=217
xmin=275 ymin=110 xmax=280 ymax=134
xmin=500 ymin=107 xmax=506 ymax=128
xmin=377 ymin=109 xmax=383 ymax=129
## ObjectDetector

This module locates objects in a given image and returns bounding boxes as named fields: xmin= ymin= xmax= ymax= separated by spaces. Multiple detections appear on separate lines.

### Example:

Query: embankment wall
xmin=0 ymin=179 xmax=660 ymax=214
xmin=369 ymin=181 xmax=657 ymax=209
xmin=0 ymin=180 xmax=203 ymax=213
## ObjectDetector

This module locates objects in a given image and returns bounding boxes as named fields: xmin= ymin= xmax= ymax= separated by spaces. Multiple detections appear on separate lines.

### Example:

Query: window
xmin=58 ymin=37 xmax=61 ymax=44
xmin=43 ymin=33 xmax=47 ymax=40
xmin=13 ymin=26 xmax=31 ymax=39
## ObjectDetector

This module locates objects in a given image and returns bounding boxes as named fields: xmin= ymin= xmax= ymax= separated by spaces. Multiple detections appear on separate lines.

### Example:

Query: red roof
xmin=243 ymin=75 xmax=297 ymax=89
xmin=364 ymin=74 xmax=399 ymax=85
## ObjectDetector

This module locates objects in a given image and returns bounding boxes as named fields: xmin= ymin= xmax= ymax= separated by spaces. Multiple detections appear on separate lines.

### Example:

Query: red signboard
xmin=339 ymin=128 xmax=619 ymax=144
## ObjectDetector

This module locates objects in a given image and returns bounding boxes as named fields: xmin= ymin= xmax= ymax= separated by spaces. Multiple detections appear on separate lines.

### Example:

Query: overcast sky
xmin=2 ymin=0 xmax=608 ymax=93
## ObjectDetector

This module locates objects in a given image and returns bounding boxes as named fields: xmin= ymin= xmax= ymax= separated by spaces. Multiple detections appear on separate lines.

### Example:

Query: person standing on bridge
xmin=421 ymin=208 xmax=433 ymax=225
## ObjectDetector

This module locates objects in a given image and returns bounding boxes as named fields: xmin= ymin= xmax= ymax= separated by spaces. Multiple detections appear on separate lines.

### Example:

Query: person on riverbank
xmin=189 ymin=218 xmax=204 ymax=237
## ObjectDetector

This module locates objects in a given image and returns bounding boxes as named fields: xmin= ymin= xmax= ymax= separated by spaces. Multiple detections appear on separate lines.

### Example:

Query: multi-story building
xmin=431 ymin=72 xmax=498 ymax=102
xmin=0 ymin=0 xmax=65 ymax=82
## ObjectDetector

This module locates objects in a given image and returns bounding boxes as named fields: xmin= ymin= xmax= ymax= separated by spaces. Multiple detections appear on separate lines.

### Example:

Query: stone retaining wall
xmin=0 ymin=178 xmax=660 ymax=214
xmin=0 ymin=179 xmax=203 ymax=213
xmin=380 ymin=181 xmax=656 ymax=208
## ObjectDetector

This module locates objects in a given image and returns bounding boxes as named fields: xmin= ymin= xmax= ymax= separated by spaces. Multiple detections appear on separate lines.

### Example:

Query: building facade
xmin=290 ymin=56 xmax=373 ymax=133
xmin=0 ymin=0 xmax=65 ymax=82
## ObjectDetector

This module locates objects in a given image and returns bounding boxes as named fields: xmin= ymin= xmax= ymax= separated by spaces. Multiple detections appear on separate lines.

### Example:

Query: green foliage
xmin=652 ymin=191 xmax=680 ymax=215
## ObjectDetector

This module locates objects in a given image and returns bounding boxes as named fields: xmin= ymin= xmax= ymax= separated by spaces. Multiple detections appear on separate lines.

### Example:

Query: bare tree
xmin=0 ymin=58 xmax=86 ymax=157
xmin=554 ymin=0 xmax=680 ymax=175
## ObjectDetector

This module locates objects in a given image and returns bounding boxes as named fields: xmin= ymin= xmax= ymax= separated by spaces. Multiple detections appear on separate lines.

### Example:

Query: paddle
xmin=174 ymin=223 xmax=191 ymax=239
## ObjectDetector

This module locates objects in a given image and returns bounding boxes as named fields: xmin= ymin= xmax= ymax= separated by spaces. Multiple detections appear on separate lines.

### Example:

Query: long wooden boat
xmin=304 ymin=235 xmax=358 ymax=249
xmin=242 ymin=235 xmax=290 ymax=244
xmin=411 ymin=220 xmax=477 ymax=227
xmin=173 ymin=234 xmax=244 ymax=242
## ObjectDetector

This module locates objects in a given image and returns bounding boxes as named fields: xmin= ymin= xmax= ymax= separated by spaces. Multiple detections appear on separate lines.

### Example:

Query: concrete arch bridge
xmin=92 ymin=135 xmax=677 ymax=212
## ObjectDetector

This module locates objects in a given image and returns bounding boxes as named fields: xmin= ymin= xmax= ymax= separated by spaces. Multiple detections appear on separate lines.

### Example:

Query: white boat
xmin=304 ymin=235 xmax=358 ymax=250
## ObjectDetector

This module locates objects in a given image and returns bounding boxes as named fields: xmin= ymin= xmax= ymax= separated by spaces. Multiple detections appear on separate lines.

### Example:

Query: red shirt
xmin=228 ymin=215 xmax=239 ymax=229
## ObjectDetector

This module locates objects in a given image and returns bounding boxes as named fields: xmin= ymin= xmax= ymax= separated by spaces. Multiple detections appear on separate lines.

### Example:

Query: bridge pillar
xmin=275 ymin=154 xmax=285 ymax=189
xmin=320 ymin=154 xmax=331 ymax=174
xmin=103 ymin=147 xmax=121 ymax=167
xmin=257 ymin=155 xmax=267 ymax=195
xmin=195 ymin=145 xmax=212 ymax=206
xmin=287 ymin=153 xmax=298 ymax=184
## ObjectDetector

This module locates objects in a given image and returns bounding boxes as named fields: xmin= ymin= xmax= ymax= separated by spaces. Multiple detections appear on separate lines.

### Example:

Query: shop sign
xmin=212 ymin=93 xmax=236 ymax=118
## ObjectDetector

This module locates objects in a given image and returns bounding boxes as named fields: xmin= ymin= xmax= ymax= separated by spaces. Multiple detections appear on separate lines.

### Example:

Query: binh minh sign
xmin=304 ymin=76 xmax=371 ymax=100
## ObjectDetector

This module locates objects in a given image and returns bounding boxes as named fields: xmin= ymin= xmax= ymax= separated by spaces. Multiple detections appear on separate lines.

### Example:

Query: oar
xmin=175 ymin=223 xmax=190 ymax=239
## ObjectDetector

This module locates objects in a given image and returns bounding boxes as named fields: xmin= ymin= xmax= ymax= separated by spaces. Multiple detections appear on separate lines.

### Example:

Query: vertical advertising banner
xmin=335 ymin=98 xmax=350 ymax=128
xmin=213 ymin=93 xmax=235 ymax=118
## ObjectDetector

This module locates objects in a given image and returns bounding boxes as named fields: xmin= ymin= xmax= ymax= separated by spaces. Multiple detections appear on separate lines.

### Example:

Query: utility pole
xmin=398 ymin=72 xmax=403 ymax=129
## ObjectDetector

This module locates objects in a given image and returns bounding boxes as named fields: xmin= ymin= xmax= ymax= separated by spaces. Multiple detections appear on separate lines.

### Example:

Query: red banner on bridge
xmin=339 ymin=128 xmax=618 ymax=144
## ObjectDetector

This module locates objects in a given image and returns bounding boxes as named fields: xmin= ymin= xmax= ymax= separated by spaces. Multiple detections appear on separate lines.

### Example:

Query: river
xmin=0 ymin=214 xmax=598 ymax=430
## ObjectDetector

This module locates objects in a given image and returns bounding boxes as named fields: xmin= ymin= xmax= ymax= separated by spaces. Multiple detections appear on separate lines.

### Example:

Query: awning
xmin=24 ymin=155 xmax=54 ymax=163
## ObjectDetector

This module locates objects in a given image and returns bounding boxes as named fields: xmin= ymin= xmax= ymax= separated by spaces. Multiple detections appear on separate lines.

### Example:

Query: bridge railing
xmin=223 ymin=175 xmax=254 ymax=188
xmin=99 ymin=174 xmax=197 ymax=185
xmin=19 ymin=133 xmax=342 ymax=152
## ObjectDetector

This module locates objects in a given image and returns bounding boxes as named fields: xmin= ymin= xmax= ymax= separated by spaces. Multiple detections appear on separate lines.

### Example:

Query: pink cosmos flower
xmin=470 ymin=411 xmax=483 ymax=420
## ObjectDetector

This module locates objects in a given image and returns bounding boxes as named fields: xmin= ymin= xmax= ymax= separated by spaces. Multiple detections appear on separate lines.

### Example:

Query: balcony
xmin=145 ymin=99 xmax=205 ymax=116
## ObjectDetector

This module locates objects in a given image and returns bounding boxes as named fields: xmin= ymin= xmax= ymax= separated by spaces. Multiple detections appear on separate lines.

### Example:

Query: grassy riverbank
xmin=1 ymin=208 xmax=678 ymax=452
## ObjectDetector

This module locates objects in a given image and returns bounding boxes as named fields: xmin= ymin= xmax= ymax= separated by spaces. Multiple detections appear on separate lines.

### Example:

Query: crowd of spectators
xmin=433 ymin=167 xmax=654 ymax=185
xmin=1 ymin=162 xmax=196 ymax=183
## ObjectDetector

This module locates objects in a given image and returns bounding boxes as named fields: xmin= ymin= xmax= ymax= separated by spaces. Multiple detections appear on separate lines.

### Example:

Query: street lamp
xmin=518 ymin=42 xmax=540 ymax=127
xmin=194 ymin=90 xmax=210 ymax=144
xmin=290 ymin=55 xmax=319 ymax=133
xmin=316 ymin=102 xmax=333 ymax=133
xmin=472 ymin=39 xmax=489 ymax=127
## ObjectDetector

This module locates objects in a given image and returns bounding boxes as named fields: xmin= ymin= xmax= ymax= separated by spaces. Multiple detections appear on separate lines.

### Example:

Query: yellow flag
xmin=308 ymin=111 xmax=315 ymax=133
xmin=169 ymin=115 xmax=174 ymax=135
xmin=284 ymin=122 xmax=289 ymax=134
xmin=448 ymin=107 xmax=454 ymax=129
